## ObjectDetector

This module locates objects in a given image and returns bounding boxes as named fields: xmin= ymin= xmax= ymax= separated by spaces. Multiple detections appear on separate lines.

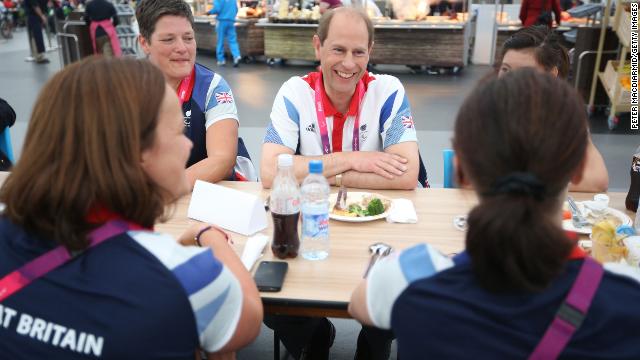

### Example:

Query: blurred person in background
xmin=2 ymin=0 xmax=17 ymax=25
xmin=519 ymin=0 xmax=562 ymax=27
xmin=85 ymin=0 xmax=121 ymax=56
xmin=208 ymin=0 xmax=242 ymax=67
xmin=0 ymin=57 xmax=263 ymax=359
xmin=23 ymin=0 xmax=49 ymax=63
xmin=497 ymin=25 xmax=608 ymax=192
xmin=2 ymin=0 xmax=20 ymax=27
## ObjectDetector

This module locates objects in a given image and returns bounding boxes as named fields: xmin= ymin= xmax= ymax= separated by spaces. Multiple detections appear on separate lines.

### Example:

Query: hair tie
xmin=484 ymin=172 xmax=546 ymax=201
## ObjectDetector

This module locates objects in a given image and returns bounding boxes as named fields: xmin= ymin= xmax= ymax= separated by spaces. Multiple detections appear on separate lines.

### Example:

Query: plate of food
xmin=329 ymin=191 xmax=392 ymax=222
xmin=562 ymin=201 xmax=633 ymax=234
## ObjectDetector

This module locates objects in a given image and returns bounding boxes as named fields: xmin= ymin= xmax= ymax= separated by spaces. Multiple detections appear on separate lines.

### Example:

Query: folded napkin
xmin=386 ymin=199 xmax=418 ymax=224
xmin=241 ymin=234 xmax=269 ymax=271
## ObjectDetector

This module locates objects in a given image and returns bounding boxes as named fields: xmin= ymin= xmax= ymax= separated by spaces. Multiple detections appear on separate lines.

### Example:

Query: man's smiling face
xmin=314 ymin=11 xmax=371 ymax=99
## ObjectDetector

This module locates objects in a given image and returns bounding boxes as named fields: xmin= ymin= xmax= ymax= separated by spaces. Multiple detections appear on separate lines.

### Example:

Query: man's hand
xmin=349 ymin=151 xmax=408 ymax=180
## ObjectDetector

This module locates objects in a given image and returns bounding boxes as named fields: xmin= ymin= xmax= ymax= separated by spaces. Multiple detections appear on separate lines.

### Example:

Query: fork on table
xmin=333 ymin=185 xmax=347 ymax=212
xmin=567 ymin=196 xmax=590 ymax=228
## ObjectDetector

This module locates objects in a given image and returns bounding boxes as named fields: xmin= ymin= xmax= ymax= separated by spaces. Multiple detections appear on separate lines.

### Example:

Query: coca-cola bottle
xmin=625 ymin=146 xmax=640 ymax=212
xmin=270 ymin=154 xmax=301 ymax=259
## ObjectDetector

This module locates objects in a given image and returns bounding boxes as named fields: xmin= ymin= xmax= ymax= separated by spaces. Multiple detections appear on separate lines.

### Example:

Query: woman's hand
xmin=178 ymin=223 xmax=233 ymax=247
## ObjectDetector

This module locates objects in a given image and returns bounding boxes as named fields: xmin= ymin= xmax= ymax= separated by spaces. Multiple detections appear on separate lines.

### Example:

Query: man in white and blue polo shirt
xmin=260 ymin=7 xmax=428 ymax=191
xmin=261 ymin=7 xmax=427 ymax=360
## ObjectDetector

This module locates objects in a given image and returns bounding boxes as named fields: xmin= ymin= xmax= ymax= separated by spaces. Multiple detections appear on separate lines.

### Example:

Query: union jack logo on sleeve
xmin=401 ymin=115 xmax=414 ymax=129
xmin=215 ymin=92 xmax=234 ymax=104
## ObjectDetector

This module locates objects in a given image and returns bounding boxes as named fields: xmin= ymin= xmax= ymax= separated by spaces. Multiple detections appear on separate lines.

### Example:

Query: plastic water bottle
xmin=300 ymin=160 xmax=330 ymax=260
xmin=270 ymin=154 xmax=300 ymax=259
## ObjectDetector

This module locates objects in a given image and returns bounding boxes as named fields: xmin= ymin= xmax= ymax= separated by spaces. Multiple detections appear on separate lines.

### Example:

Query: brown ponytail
xmin=453 ymin=69 xmax=588 ymax=292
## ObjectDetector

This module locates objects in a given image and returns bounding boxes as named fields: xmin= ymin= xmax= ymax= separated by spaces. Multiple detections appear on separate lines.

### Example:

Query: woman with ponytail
xmin=349 ymin=69 xmax=640 ymax=359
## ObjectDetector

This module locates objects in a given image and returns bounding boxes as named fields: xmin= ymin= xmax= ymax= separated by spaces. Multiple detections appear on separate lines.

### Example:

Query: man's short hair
xmin=317 ymin=7 xmax=374 ymax=47
xmin=136 ymin=0 xmax=194 ymax=41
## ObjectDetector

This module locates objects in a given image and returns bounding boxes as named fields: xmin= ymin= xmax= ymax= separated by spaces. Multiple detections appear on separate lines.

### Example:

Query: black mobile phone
xmin=254 ymin=261 xmax=288 ymax=292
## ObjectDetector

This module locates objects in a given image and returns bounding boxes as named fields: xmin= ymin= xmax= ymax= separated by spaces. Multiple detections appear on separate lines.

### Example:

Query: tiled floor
xmin=1 ymin=26 xmax=639 ymax=360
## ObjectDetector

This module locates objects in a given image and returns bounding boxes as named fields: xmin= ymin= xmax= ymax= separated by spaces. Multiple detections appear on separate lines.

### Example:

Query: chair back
xmin=0 ymin=127 xmax=14 ymax=164
xmin=443 ymin=149 xmax=454 ymax=188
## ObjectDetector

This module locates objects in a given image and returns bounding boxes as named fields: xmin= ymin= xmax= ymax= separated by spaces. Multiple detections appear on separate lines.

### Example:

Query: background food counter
xmin=193 ymin=16 xmax=264 ymax=59
xmin=256 ymin=15 xmax=476 ymax=68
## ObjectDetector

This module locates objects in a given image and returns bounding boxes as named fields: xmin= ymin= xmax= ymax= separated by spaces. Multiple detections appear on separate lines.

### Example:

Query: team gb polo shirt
xmin=366 ymin=243 xmax=640 ymax=359
xmin=0 ymin=218 xmax=243 ymax=359
xmin=263 ymin=71 xmax=418 ymax=156
xmin=183 ymin=63 xmax=239 ymax=167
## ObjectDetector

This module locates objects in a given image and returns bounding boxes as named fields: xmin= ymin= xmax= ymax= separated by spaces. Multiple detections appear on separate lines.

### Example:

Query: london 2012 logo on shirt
xmin=360 ymin=123 xmax=368 ymax=141
xmin=215 ymin=92 xmax=234 ymax=104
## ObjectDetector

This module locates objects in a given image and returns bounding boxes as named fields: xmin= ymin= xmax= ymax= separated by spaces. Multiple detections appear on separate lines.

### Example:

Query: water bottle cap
xmin=278 ymin=154 xmax=293 ymax=167
xmin=616 ymin=224 xmax=636 ymax=237
xmin=309 ymin=160 xmax=323 ymax=174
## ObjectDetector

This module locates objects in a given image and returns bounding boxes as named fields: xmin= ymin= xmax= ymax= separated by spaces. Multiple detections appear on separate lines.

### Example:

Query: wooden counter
xmin=257 ymin=17 xmax=476 ymax=67
xmin=151 ymin=181 xmax=633 ymax=318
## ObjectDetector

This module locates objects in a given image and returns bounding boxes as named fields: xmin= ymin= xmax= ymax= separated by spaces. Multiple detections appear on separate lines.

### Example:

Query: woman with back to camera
xmin=0 ymin=57 xmax=262 ymax=359
xmin=498 ymin=25 xmax=609 ymax=193
xmin=136 ymin=0 xmax=256 ymax=185
xmin=349 ymin=69 xmax=640 ymax=358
